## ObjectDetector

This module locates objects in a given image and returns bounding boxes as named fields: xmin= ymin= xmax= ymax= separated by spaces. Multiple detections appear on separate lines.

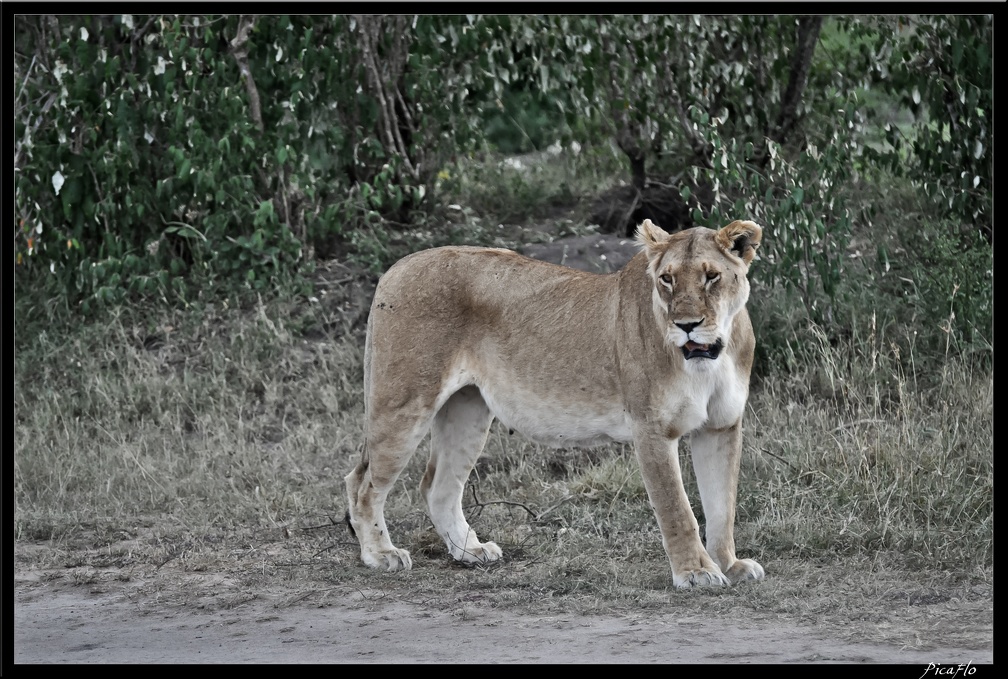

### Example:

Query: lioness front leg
xmin=633 ymin=428 xmax=729 ymax=589
xmin=690 ymin=424 xmax=765 ymax=584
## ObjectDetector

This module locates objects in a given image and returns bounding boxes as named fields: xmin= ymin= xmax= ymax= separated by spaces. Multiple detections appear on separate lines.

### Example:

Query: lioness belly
xmin=435 ymin=357 xmax=632 ymax=447
xmin=478 ymin=382 xmax=633 ymax=447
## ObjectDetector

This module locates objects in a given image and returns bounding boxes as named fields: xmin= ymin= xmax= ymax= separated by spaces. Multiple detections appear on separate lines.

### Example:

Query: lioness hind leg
xmin=345 ymin=421 xmax=430 ymax=572
xmin=421 ymin=386 xmax=502 ymax=566
xmin=690 ymin=425 xmax=765 ymax=585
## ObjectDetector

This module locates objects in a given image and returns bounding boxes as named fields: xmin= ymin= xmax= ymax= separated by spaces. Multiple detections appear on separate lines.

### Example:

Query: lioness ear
xmin=635 ymin=219 xmax=671 ymax=252
xmin=716 ymin=220 xmax=763 ymax=266
xmin=636 ymin=219 xmax=672 ymax=274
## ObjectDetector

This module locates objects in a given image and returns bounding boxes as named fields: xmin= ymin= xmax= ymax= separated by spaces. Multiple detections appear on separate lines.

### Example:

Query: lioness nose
xmin=674 ymin=320 xmax=702 ymax=334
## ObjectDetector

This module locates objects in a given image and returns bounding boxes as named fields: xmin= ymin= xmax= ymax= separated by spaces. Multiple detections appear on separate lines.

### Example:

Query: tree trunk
xmin=757 ymin=16 xmax=823 ymax=167
xmin=624 ymin=146 xmax=646 ymax=193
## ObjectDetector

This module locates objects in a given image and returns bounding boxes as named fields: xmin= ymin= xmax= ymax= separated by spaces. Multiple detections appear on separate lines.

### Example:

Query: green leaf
xmin=61 ymin=178 xmax=83 ymax=220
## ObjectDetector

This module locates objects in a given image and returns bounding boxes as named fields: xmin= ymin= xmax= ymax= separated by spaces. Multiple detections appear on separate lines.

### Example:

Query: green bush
xmin=881 ymin=16 xmax=991 ymax=241
xmin=481 ymin=87 xmax=570 ymax=155
xmin=15 ymin=16 xmax=310 ymax=309
xmin=13 ymin=15 xmax=502 ymax=309
xmin=904 ymin=221 xmax=993 ymax=354
xmin=824 ymin=16 xmax=993 ymax=347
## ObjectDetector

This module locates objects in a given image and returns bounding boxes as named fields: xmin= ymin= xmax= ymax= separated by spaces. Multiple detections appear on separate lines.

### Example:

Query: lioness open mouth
xmin=682 ymin=339 xmax=724 ymax=360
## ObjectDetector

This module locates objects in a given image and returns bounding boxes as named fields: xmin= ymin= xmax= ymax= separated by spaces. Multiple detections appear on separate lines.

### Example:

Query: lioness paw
xmin=453 ymin=539 xmax=503 ymax=567
xmin=673 ymin=566 xmax=731 ymax=590
xmin=362 ymin=547 xmax=413 ymax=572
xmin=724 ymin=558 xmax=765 ymax=584
xmin=473 ymin=540 xmax=503 ymax=564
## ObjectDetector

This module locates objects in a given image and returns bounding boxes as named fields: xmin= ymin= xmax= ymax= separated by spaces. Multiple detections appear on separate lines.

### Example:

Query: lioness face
xmin=637 ymin=219 xmax=761 ymax=365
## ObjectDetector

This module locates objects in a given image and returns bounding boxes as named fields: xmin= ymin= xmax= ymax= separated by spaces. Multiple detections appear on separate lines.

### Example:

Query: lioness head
xmin=636 ymin=219 xmax=762 ymax=363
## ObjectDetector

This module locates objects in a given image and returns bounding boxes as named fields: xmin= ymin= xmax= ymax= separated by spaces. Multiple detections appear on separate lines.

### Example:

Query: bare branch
xmin=465 ymin=484 xmax=575 ymax=523
xmin=464 ymin=498 xmax=538 ymax=519
xmin=358 ymin=16 xmax=418 ymax=181
xmin=230 ymin=15 xmax=264 ymax=133
xmin=668 ymin=85 xmax=714 ymax=169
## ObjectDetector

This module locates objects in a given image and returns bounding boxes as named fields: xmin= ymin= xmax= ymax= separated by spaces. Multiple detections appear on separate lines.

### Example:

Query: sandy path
xmin=14 ymin=585 xmax=993 ymax=664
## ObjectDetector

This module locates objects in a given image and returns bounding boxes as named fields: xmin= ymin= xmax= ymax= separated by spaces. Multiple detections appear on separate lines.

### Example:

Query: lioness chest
xmin=649 ymin=359 xmax=749 ymax=438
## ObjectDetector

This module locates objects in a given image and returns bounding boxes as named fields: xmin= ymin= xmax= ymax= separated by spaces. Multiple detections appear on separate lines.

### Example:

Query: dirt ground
xmin=518 ymin=232 xmax=641 ymax=273
xmin=12 ymin=564 xmax=994 ymax=664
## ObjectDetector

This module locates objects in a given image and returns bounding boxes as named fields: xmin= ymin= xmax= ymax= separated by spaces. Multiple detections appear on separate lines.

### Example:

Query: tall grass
xmin=14 ymin=295 xmax=368 ymax=542
xmin=744 ymin=315 xmax=992 ymax=571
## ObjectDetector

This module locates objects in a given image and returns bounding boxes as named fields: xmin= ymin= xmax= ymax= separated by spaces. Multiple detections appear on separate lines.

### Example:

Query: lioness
xmin=345 ymin=218 xmax=765 ymax=588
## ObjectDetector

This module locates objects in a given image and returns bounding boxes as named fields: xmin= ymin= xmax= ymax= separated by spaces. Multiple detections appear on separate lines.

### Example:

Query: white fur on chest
xmin=655 ymin=356 xmax=748 ymax=436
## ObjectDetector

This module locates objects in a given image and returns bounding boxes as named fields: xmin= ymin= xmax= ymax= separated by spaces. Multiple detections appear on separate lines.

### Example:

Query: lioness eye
xmin=706 ymin=271 xmax=720 ymax=283
xmin=659 ymin=273 xmax=673 ymax=285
